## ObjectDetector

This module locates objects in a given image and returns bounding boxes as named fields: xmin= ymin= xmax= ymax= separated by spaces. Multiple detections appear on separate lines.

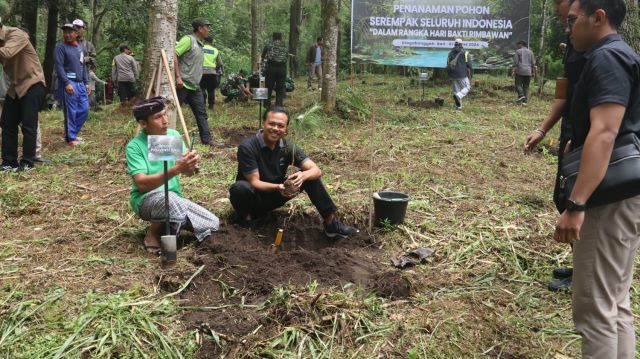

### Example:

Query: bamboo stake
xmin=350 ymin=63 xmax=354 ymax=88
xmin=137 ymin=63 xmax=161 ymax=136
xmin=160 ymin=49 xmax=191 ymax=148
xmin=154 ymin=63 xmax=162 ymax=97
xmin=368 ymin=109 xmax=375 ymax=232
xmin=145 ymin=62 xmax=158 ymax=99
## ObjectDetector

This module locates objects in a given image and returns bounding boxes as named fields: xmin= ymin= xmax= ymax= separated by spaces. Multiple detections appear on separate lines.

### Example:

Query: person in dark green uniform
xmin=222 ymin=69 xmax=252 ymax=103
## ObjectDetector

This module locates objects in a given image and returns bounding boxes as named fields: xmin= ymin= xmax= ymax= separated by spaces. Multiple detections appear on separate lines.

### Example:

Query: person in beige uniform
xmin=112 ymin=44 xmax=139 ymax=103
xmin=0 ymin=74 xmax=44 ymax=160
xmin=0 ymin=24 xmax=46 ymax=172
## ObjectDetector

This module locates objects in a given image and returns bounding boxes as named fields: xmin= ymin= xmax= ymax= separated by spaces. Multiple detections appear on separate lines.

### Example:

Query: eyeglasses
xmin=566 ymin=14 xmax=586 ymax=28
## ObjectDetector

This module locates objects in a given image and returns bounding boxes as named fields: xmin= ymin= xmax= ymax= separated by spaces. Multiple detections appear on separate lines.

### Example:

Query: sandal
xmin=143 ymin=243 xmax=161 ymax=256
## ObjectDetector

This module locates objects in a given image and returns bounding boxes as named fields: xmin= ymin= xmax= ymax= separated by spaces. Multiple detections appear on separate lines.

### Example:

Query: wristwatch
xmin=566 ymin=199 xmax=586 ymax=212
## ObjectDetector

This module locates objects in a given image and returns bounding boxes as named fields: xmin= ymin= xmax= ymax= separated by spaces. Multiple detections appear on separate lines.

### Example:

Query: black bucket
xmin=373 ymin=191 xmax=410 ymax=226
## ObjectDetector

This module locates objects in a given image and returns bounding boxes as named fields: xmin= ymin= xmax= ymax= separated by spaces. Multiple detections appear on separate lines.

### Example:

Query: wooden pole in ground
xmin=154 ymin=63 xmax=162 ymax=97
xmin=350 ymin=63 xmax=354 ymax=88
xmin=137 ymin=62 xmax=162 ymax=136
xmin=160 ymin=49 xmax=191 ymax=148
xmin=368 ymin=108 xmax=375 ymax=232
xmin=145 ymin=62 xmax=159 ymax=99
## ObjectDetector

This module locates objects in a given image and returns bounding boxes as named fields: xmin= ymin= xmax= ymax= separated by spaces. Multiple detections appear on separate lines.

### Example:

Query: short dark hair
xmin=262 ymin=105 xmax=290 ymax=125
xmin=570 ymin=0 xmax=626 ymax=29
xmin=272 ymin=32 xmax=282 ymax=41
xmin=517 ymin=40 xmax=527 ymax=47
xmin=316 ymin=36 xmax=323 ymax=42
xmin=119 ymin=44 xmax=129 ymax=53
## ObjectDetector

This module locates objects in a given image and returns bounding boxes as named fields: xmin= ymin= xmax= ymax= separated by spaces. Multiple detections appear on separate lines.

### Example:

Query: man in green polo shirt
xmin=174 ymin=18 xmax=214 ymax=146
xmin=126 ymin=97 xmax=219 ymax=254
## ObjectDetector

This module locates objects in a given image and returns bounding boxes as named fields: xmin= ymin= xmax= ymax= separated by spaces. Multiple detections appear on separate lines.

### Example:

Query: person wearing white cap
xmin=446 ymin=38 xmax=473 ymax=109
xmin=72 ymin=19 xmax=96 ymax=79
xmin=54 ymin=23 xmax=90 ymax=146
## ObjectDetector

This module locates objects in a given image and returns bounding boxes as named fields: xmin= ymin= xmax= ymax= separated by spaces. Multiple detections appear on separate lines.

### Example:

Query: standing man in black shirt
xmin=229 ymin=105 xmax=358 ymax=238
xmin=524 ymin=0 xmax=586 ymax=292
xmin=553 ymin=1 xmax=640 ymax=357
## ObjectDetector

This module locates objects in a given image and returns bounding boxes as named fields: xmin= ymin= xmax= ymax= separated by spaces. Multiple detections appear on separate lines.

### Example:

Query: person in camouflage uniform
xmin=222 ymin=69 xmax=252 ymax=103
xmin=261 ymin=32 xmax=288 ymax=107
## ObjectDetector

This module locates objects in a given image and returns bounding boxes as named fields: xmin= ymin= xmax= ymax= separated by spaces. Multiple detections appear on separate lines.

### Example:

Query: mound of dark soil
xmin=161 ymin=212 xmax=409 ymax=357
xmin=218 ymin=126 xmax=258 ymax=148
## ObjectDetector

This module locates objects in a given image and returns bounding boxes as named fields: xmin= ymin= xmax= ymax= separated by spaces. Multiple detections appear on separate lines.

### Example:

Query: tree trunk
xmin=143 ymin=0 xmax=178 ymax=128
xmin=321 ymin=0 xmax=339 ymax=112
xmin=288 ymin=0 xmax=302 ymax=77
xmin=43 ymin=0 xmax=58 ymax=93
xmin=536 ymin=0 xmax=548 ymax=95
xmin=21 ymin=0 xmax=38 ymax=47
xmin=3 ymin=0 xmax=19 ymax=23
xmin=336 ymin=0 xmax=342 ymax=74
xmin=251 ymin=0 xmax=258 ymax=72
xmin=621 ymin=0 xmax=640 ymax=52
xmin=89 ymin=0 xmax=108 ymax=49
xmin=91 ymin=7 xmax=107 ymax=52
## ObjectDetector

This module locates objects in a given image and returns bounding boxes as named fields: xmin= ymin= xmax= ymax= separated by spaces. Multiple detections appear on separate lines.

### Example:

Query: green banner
xmin=351 ymin=0 xmax=531 ymax=69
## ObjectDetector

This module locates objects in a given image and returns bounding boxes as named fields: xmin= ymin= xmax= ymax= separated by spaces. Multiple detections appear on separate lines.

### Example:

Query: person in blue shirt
xmin=54 ymin=23 xmax=90 ymax=146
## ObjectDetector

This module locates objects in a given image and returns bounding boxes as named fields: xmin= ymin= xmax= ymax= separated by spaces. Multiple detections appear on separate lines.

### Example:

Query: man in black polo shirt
xmin=524 ymin=0 xmax=586 ymax=292
xmin=553 ymin=0 xmax=640 ymax=357
xmin=229 ymin=105 xmax=358 ymax=238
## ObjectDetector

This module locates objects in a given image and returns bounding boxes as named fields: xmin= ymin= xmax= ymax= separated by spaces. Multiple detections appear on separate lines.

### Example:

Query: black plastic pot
xmin=373 ymin=191 xmax=410 ymax=226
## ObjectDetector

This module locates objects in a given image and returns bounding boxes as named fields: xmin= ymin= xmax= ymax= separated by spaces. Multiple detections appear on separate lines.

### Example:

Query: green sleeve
xmin=126 ymin=141 xmax=148 ymax=177
xmin=175 ymin=36 xmax=192 ymax=57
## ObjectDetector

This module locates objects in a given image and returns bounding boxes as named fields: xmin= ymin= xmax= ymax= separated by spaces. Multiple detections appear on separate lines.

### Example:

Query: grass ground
xmin=0 ymin=73 xmax=633 ymax=358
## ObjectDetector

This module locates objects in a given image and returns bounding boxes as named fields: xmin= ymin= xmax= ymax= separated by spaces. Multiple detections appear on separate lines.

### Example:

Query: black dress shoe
xmin=548 ymin=277 xmax=572 ymax=292
xmin=552 ymin=267 xmax=573 ymax=279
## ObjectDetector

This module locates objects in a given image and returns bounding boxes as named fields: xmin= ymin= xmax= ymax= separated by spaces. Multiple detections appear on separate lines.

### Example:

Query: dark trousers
xmin=176 ymin=86 xmax=212 ymax=144
xmin=117 ymin=81 xmax=136 ymax=102
xmin=265 ymin=63 xmax=286 ymax=107
xmin=515 ymin=75 xmax=531 ymax=102
xmin=229 ymin=179 xmax=337 ymax=219
xmin=200 ymin=74 xmax=219 ymax=108
xmin=1 ymin=83 xmax=44 ymax=167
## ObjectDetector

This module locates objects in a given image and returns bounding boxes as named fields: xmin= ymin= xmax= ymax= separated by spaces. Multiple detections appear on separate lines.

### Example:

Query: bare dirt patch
xmin=217 ymin=126 xmax=257 ymax=148
xmin=159 ymin=212 xmax=408 ymax=357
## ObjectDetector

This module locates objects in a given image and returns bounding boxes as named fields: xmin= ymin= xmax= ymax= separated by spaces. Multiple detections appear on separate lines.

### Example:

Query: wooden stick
xmin=145 ymin=62 xmax=158 ymax=99
xmin=154 ymin=63 xmax=162 ymax=97
xmin=160 ymin=49 xmax=191 ymax=148
xmin=368 ymin=109 xmax=375 ymax=232
xmin=425 ymin=184 xmax=455 ymax=204
xmin=136 ymin=63 xmax=161 ymax=136
xmin=350 ymin=63 xmax=354 ymax=88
